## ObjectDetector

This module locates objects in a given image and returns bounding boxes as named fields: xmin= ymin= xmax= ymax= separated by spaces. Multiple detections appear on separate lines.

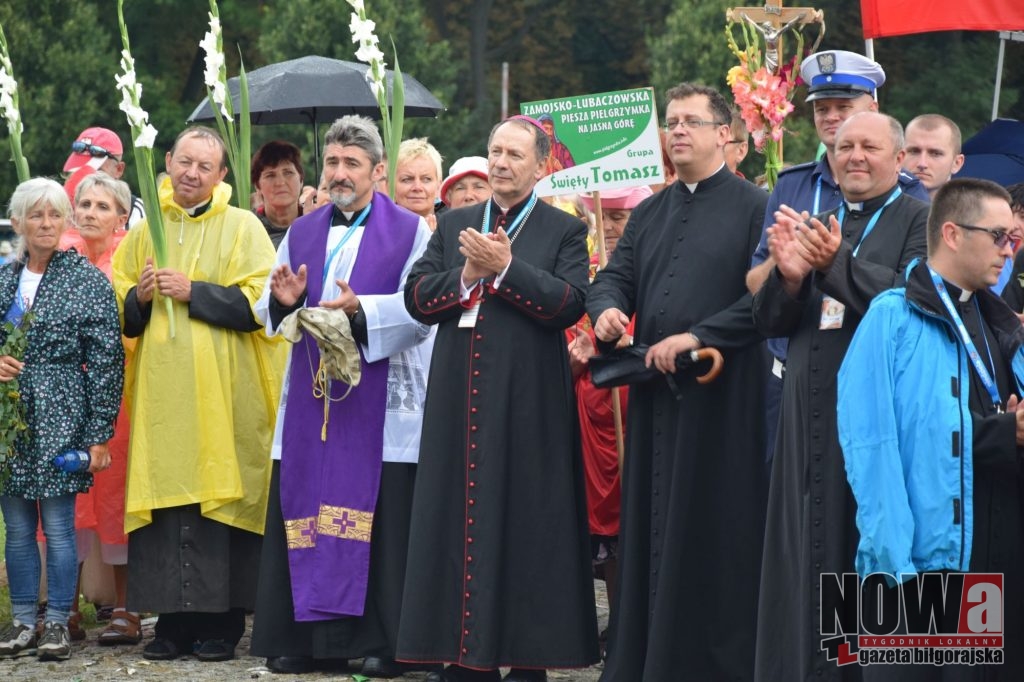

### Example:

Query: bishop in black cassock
xmin=398 ymin=116 xmax=598 ymax=682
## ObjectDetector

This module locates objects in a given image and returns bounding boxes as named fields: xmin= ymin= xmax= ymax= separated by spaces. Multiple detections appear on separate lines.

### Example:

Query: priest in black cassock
xmin=752 ymin=111 xmax=929 ymax=682
xmin=398 ymin=116 xmax=598 ymax=682
xmin=587 ymin=82 xmax=769 ymax=681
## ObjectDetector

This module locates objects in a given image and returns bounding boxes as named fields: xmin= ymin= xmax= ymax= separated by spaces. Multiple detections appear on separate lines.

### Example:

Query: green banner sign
xmin=521 ymin=86 xmax=664 ymax=196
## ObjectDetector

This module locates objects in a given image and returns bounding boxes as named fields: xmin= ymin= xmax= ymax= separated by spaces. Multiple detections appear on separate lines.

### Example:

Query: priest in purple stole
xmin=251 ymin=116 xmax=434 ymax=678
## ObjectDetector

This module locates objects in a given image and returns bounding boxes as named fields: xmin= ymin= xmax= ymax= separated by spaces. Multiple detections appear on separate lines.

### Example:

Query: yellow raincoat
xmin=112 ymin=178 xmax=285 ymax=534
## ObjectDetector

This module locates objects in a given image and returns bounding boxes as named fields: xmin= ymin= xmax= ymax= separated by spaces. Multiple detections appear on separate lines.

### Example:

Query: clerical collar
xmin=183 ymin=199 xmax=212 ymax=218
xmin=489 ymin=194 xmax=531 ymax=219
xmin=845 ymin=184 xmax=900 ymax=214
xmin=941 ymin=278 xmax=974 ymax=302
xmin=681 ymin=162 xmax=727 ymax=193
xmin=332 ymin=202 xmax=372 ymax=226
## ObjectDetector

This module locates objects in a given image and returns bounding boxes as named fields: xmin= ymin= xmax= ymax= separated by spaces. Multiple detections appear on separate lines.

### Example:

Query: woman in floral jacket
xmin=0 ymin=178 xmax=124 ymax=663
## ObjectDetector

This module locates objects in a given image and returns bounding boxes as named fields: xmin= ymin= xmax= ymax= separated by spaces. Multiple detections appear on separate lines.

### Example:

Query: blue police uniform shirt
xmin=750 ymin=156 xmax=930 ymax=360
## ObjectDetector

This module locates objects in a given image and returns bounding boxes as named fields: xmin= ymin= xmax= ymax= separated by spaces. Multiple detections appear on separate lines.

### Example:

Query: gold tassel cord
xmin=305 ymin=345 xmax=354 ymax=442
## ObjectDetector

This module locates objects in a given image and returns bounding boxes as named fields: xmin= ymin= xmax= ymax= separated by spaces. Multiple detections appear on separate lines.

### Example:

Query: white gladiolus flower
xmin=355 ymin=43 xmax=385 ymax=66
xmin=367 ymin=76 xmax=384 ymax=100
xmin=211 ymin=81 xmax=229 ymax=117
xmin=204 ymin=65 xmax=221 ymax=92
xmin=115 ymin=70 xmax=136 ymax=93
xmin=135 ymin=124 xmax=158 ymax=149
xmin=200 ymin=32 xmax=222 ymax=86
xmin=346 ymin=0 xmax=365 ymax=11
xmin=1 ymin=93 xmax=17 ymax=124
xmin=349 ymin=16 xmax=377 ymax=44
xmin=118 ymin=99 xmax=149 ymax=129
xmin=200 ymin=7 xmax=233 ymax=120
xmin=0 ymin=69 xmax=15 ymax=96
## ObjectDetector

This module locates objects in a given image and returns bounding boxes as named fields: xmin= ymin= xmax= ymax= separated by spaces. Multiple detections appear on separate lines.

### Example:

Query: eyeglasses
xmin=957 ymin=223 xmax=1020 ymax=249
xmin=663 ymin=118 xmax=727 ymax=131
xmin=725 ymin=139 xmax=746 ymax=145
xmin=70 ymin=141 xmax=119 ymax=160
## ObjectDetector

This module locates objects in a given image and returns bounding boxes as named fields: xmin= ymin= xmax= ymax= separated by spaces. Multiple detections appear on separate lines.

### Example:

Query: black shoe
xmin=361 ymin=656 xmax=406 ymax=678
xmin=427 ymin=665 xmax=502 ymax=682
xmin=503 ymin=669 xmax=547 ymax=682
xmin=142 ymin=637 xmax=183 ymax=661
xmin=267 ymin=656 xmax=315 ymax=674
xmin=196 ymin=638 xmax=235 ymax=662
xmin=317 ymin=657 xmax=350 ymax=672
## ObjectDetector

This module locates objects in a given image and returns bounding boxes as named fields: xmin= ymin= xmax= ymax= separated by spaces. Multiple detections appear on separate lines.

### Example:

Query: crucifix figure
xmin=727 ymin=0 xmax=825 ymax=74
xmin=744 ymin=13 xmax=805 ymax=74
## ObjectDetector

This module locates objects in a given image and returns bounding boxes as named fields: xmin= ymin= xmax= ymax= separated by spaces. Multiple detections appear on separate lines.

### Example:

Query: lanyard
xmin=928 ymin=266 xmax=1003 ymax=410
xmin=321 ymin=203 xmax=371 ymax=287
xmin=836 ymin=187 xmax=902 ymax=257
xmin=482 ymin=191 xmax=538 ymax=239
xmin=813 ymin=175 xmax=823 ymax=215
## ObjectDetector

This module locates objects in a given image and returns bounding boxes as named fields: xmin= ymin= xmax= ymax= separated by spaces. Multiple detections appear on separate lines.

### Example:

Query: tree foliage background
xmin=0 ymin=0 xmax=1021 ymax=197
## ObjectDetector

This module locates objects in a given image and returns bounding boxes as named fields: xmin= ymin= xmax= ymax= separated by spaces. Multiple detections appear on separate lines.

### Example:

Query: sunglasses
xmin=957 ymin=223 xmax=1021 ymax=250
xmin=70 ymin=141 xmax=119 ymax=160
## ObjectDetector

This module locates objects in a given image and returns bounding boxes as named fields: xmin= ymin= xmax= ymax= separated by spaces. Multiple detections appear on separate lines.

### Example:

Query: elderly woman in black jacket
xmin=0 ymin=178 xmax=124 ymax=663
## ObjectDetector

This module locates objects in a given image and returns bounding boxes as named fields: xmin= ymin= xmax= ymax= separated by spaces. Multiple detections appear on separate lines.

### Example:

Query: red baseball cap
xmin=63 ymin=127 xmax=124 ymax=173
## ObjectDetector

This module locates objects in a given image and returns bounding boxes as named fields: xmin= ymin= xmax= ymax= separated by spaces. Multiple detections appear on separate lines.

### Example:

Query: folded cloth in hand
xmin=278 ymin=306 xmax=361 ymax=386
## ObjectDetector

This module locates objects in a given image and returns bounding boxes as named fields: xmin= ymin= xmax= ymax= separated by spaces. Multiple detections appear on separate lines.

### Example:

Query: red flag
xmin=861 ymin=0 xmax=1024 ymax=39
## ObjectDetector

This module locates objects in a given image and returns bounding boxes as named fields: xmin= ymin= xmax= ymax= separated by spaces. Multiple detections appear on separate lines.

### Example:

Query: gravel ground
xmin=0 ymin=582 xmax=609 ymax=682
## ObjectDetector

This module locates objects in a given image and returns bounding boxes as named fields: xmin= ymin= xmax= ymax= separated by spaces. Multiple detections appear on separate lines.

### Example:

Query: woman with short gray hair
xmin=0 ymin=177 xmax=124 ymax=663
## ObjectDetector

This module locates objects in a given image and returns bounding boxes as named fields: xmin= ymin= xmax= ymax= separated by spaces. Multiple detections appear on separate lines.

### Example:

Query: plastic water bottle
xmin=52 ymin=450 xmax=91 ymax=472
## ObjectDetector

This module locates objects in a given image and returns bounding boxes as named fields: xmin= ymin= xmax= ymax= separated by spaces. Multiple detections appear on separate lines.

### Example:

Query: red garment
xmin=55 ymin=230 xmax=132 ymax=547
xmin=568 ymin=316 xmax=631 ymax=536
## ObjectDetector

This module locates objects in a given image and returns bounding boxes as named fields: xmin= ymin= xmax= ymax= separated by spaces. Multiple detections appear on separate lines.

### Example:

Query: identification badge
xmin=819 ymin=295 xmax=845 ymax=330
xmin=771 ymin=356 xmax=785 ymax=379
xmin=459 ymin=301 xmax=481 ymax=328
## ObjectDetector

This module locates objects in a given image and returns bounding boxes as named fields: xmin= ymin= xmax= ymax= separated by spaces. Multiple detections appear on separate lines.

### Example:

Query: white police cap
xmin=800 ymin=50 xmax=885 ymax=102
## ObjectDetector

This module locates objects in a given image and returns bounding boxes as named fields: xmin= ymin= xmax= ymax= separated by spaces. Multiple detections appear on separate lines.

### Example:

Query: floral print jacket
xmin=0 ymin=250 xmax=124 ymax=499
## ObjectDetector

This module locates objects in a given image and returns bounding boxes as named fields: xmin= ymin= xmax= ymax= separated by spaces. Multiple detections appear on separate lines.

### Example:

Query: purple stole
xmin=280 ymin=193 xmax=418 ymax=620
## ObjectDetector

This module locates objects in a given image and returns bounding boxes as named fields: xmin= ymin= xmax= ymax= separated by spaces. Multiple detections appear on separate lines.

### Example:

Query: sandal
xmin=68 ymin=611 xmax=87 ymax=641
xmin=98 ymin=611 xmax=142 ymax=646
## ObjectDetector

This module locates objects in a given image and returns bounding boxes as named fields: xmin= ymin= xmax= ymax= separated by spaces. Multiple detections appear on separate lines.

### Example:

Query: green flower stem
xmin=118 ymin=0 xmax=174 ymax=338
xmin=7 ymin=124 xmax=28 ymax=184
xmin=0 ymin=23 xmax=30 ymax=183
xmin=205 ymin=0 xmax=250 ymax=211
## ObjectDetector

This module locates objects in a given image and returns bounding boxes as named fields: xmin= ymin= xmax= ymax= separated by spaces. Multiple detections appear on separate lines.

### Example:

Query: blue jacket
xmin=838 ymin=261 xmax=1024 ymax=581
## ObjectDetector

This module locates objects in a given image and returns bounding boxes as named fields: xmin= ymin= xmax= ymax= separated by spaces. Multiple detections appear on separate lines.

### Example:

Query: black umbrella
xmin=187 ymin=55 xmax=445 ymax=166
xmin=957 ymin=118 xmax=1024 ymax=187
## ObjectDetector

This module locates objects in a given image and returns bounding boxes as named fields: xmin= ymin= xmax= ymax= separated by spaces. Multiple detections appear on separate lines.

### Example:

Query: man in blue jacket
xmin=838 ymin=178 xmax=1023 ymax=679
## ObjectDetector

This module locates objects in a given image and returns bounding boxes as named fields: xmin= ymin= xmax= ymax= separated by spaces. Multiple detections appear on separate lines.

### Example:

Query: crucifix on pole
xmin=726 ymin=0 xmax=825 ymax=75
xmin=725 ymin=1 xmax=825 ymax=181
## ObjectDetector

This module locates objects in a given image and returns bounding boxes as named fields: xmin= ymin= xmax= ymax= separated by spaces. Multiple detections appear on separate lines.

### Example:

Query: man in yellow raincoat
xmin=112 ymin=125 xmax=283 ymax=663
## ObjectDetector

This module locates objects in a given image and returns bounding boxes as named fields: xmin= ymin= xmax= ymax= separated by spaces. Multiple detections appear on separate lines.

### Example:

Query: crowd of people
xmin=0 ymin=45 xmax=1022 ymax=682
